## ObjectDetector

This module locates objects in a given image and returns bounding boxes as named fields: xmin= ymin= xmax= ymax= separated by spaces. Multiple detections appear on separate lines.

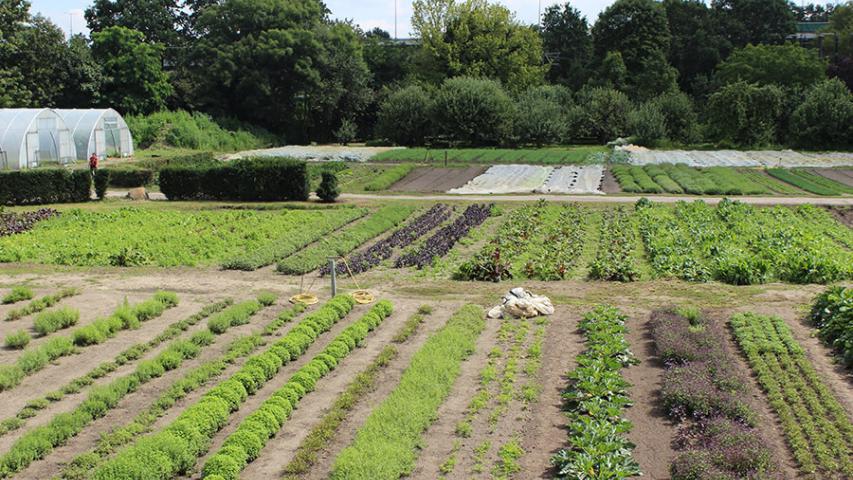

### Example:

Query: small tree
xmin=629 ymin=102 xmax=666 ymax=146
xmin=376 ymin=85 xmax=433 ymax=145
xmin=316 ymin=172 xmax=340 ymax=203
xmin=513 ymin=85 xmax=572 ymax=146
xmin=790 ymin=78 xmax=853 ymax=149
xmin=93 ymin=169 xmax=111 ymax=200
xmin=706 ymin=81 xmax=784 ymax=147
xmin=432 ymin=77 xmax=514 ymax=146
xmin=651 ymin=91 xmax=700 ymax=144
xmin=334 ymin=119 xmax=357 ymax=146
xmin=574 ymin=86 xmax=632 ymax=143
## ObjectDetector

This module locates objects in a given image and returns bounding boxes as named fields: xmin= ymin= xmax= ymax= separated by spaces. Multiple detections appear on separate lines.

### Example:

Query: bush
xmin=790 ymin=78 xmax=853 ymax=149
xmin=432 ymin=77 xmax=513 ymax=146
xmin=0 ymin=169 xmax=91 ymax=206
xmin=2 ymin=286 xmax=33 ymax=305
xmin=706 ymin=81 xmax=784 ymax=147
xmin=652 ymin=91 xmax=700 ymax=144
xmin=316 ymin=172 xmax=340 ymax=203
xmin=809 ymin=285 xmax=853 ymax=367
xmin=125 ymin=110 xmax=278 ymax=151
xmin=629 ymin=101 xmax=667 ymax=146
xmin=575 ymin=86 xmax=632 ymax=143
xmin=33 ymin=307 xmax=79 ymax=336
xmin=376 ymin=85 xmax=434 ymax=146
xmin=513 ymin=85 xmax=572 ymax=145
xmin=159 ymin=157 xmax=309 ymax=201
xmin=334 ymin=119 xmax=357 ymax=146
xmin=4 ymin=330 xmax=30 ymax=349
xmin=93 ymin=170 xmax=110 ymax=200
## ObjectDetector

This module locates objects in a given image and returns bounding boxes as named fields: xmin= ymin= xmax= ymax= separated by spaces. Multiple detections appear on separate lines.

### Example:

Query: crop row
xmin=90 ymin=295 xmax=357 ymax=479
xmin=6 ymin=307 xmax=82 ymax=349
xmin=636 ymin=199 xmax=852 ymax=284
xmin=650 ymin=308 xmax=777 ymax=478
xmin=276 ymin=205 xmax=416 ymax=275
xmin=731 ymin=312 xmax=853 ymax=476
xmin=0 ymin=208 xmax=58 ymax=237
xmin=767 ymin=168 xmax=853 ymax=196
xmin=5 ymin=287 xmax=78 ymax=321
xmin=0 ymin=300 xmax=233 ymax=437
xmin=395 ymin=204 xmax=492 ymax=269
xmin=320 ymin=204 xmax=452 ymax=276
xmin=551 ymin=305 xmax=640 ymax=479
xmin=458 ymin=202 xmax=584 ymax=281
xmin=282 ymin=306 xmax=430 ymax=479
xmin=330 ymin=304 xmax=485 ymax=479
xmin=0 ymin=295 xmax=274 ymax=478
xmin=611 ymin=164 xmax=771 ymax=195
xmin=0 ymin=291 xmax=178 ymax=392
xmin=363 ymin=164 xmax=416 ymax=191
xmin=588 ymin=206 xmax=639 ymax=282
xmin=220 ymin=208 xmax=366 ymax=271
xmin=809 ymin=286 xmax=853 ymax=367
xmin=201 ymin=300 xmax=394 ymax=479
xmin=1 ymin=286 xmax=32 ymax=305
xmin=59 ymin=302 xmax=306 ymax=480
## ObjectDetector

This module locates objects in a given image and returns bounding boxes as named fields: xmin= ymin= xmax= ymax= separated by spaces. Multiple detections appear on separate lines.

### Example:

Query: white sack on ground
xmin=487 ymin=287 xmax=555 ymax=319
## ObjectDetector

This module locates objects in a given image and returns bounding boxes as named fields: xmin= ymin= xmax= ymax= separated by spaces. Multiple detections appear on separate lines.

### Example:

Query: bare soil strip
xmin=600 ymin=168 xmax=622 ymax=194
xmin=390 ymin=167 xmax=488 ymax=193
xmin=825 ymin=205 xmax=853 ymax=228
xmin=811 ymin=168 xmax=853 ymax=188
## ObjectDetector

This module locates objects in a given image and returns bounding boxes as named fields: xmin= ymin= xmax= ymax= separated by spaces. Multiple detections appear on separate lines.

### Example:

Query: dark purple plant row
xmin=649 ymin=309 xmax=780 ymax=480
xmin=395 ymin=203 xmax=492 ymax=269
xmin=0 ymin=209 xmax=58 ymax=237
xmin=320 ymin=204 xmax=452 ymax=276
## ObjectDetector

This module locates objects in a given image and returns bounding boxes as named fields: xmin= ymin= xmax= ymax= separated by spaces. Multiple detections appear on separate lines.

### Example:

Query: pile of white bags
xmin=487 ymin=287 xmax=555 ymax=319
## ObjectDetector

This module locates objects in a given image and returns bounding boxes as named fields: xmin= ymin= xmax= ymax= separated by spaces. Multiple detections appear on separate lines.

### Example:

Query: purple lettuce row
xmin=0 ymin=209 xmax=59 ymax=237
xmin=650 ymin=309 xmax=779 ymax=479
xmin=320 ymin=204 xmax=452 ymax=276
xmin=395 ymin=203 xmax=492 ymax=269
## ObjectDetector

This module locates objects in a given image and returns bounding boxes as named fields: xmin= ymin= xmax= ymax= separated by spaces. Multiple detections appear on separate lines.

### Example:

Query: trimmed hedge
xmin=0 ymin=169 xmax=91 ymax=206
xmin=159 ymin=157 xmax=309 ymax=201
xmin=92 ymin=295 xmax=357 ymax=480
xmin=104 ymin=167 xmax=155 ymax=188
xmin=202 ymin=300 xmax=394 ymax=479
xmin=94 ymin=170 xmax=110 ymax=200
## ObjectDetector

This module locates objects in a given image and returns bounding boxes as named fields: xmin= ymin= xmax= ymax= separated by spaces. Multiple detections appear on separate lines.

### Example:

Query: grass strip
xmin=5 ymin=287 xmax=78 ymax=321
xmin=202 ymin=301 xmax=395 ymax=479
xmin=90 ymin=295 xmax=357 ymax=479
xmin=276 ymin=205 xmax=416 ymax=275
xmin=363 ymin=164 xmax=416 ymax=191
xmin=330 ymin=304 xmax=485 ymax=479
xmin=0 ymin=291 xmax=178 ymax=393
xmin=58 ymin=302 xmax=307 ymax=480
xmin=0 ymin=300 xmax=231 ymax=437
xmin=1 ymin=286 xmax=33 ymax=305
xmin=551 ymin=305 xmax=640 ymax=479
xmin=281 ymin=305 xmax=430 ymax=479
xmin=0 ymin=295 xmax=275 ymax=478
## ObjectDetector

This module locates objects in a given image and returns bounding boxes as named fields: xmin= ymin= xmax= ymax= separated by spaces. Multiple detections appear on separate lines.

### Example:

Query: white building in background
xmin=55 ymin=109 xmax=134 ymax=160
xmin=0 ymin=108 xmax=75 ymax=170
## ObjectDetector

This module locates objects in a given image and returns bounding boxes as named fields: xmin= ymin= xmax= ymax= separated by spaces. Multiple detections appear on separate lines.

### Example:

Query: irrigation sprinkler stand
xmin=328 ymin=257 xmax=337 ymax=297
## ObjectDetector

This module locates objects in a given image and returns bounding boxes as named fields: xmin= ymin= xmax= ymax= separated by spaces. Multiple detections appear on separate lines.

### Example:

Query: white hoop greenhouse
xmin=56 ymin=109 xmax=134 ymax=160
xmin=0 ymin=109 xmax=75 ymax=170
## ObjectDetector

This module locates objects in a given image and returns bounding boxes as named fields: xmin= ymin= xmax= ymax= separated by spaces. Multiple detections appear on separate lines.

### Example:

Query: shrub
xmin=33 ymin=307 xmax=79 ymax=336
xmin=0 ymin=169 xmax=91 ymax=206
xmin=652 ymin=91 xmax=700 ymax=144
xmin=513 ymin=85 xmax=572 ymax=145
xmin=125 ymin=110 xmax=277 ymax=151
xmin=334 ymin=119 xmax=357 ymax=146
xmin=432 ymin=77 xmax=513 ymax=146
xmin=2 ymin=286 xmax=33 ymax=305
xmin=706 ymin=81 xmax=784 ymax=147
xmin=575 ymin=86 xmax=632 ymax=143
xmin=316 ymin=172 xmax=340 ymax=203
xmin=376 ymin=85 xmax=434 ymax=146
xmin=159 ymin=157 xmax=309 ymax=201
xmin=93 ymin=169 xmax=110 ymax=200
xmin=790 ymin=78 xmax=853 ymax=149
xmin=629 ymin=101 xmax=667 ymax=146
xmin=4 ymin=330 xmax=30 ymax=349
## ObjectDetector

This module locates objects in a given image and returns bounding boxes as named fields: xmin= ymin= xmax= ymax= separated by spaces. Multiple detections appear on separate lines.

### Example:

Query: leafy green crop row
xmin=636 ymin=199 xmax=852 ymax=284
xmin=731 ymin=312 xmax=853 ymax=476
xmin=0 ymin=300 xmax=232 ymax=438
xmin=1 ymin=286 xmax=32 ymax=305
xmin=363 ymin=164 xmax=416 ymax=191
xmin=371 ymin=147 xmax=606 ymax=165
xmin=33 ymin=307 xmax=79 ymax=336
xmin=276 ymin=205 xmax=416 ymax=275
xmin=809 ymin=286 xmax=853 ymax=367
xmin=0 ymin=293 xmax=271 ymax=477
xmin=611 ymin=164 xmax=770 ymax=195
xmin=767 ymin=168 xmax=853 ymax=196
xmin=202 ymin=300 xmax=394 ymax=479
xmin=5 ymin=287 xmax=78 ymax=321
xmin=59 ymin=302 xmax=307 ymax=480
xmin=90 ymin=295 xmax=357 ymax=479
xmin=0 ymin=291 xmax=178 ymax=393
xmin=330 ymin=304 xmax=485 ymax=479
xmin=0 ymin=208 xmax=368 ymax=267
xmin=220 ymin=208 xmax=366 ymax=270
xmin=589 ymin=206 xmax=639 ymax=282
xmin=551 ymin=305 xmax=640 ymax=479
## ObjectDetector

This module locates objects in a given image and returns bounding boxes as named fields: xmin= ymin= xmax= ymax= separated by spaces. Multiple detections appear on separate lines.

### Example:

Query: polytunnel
xmin=0 ymin=109 xmax=75 ymax=170
xmin=55 ymin=109 xmax=134 ymax=160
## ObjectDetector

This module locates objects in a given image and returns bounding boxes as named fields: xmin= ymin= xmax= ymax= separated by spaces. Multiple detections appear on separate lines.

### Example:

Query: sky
xmin=28 ymin=0 xmax=614 ymax=39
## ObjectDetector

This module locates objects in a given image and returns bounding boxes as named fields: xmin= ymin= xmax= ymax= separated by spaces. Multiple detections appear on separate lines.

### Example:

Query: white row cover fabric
xmin=0 ymin=109 xmax=75 ymax=170
xmin=535 ymin=166 xmax=604 ymax=194
xmin=622 ymin=148 xmax=853 ymax=168
xmin=448 ymin=164 xmax=604 ymax=195
xmin=56 ymin=109 xmax=134 ymax=160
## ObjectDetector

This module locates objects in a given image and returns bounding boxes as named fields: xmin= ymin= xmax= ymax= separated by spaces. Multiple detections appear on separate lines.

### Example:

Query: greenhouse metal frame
xmin=56 ymin=109 xmax=135 ymax=160
xmin=0 ymin=109 xmax=75 ymax=170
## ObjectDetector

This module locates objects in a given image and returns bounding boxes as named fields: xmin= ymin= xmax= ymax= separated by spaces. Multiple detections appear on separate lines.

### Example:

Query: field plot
xmin=767 ymin=168 xmax=853 ymax=196
xmin=389 ymin=167 xmax=487 ymax=193
xmin=811 ymin=168 xmax=853 ymax=188
xmin=625 ymin=148 xmax=853 ymax=168
xmin=611 ymin=164 xmax=776 ymax=195
xmin=535 ymin=166 xmax=604 ymax=194
xmin=372 ymin=146 xmax=606 ymax=165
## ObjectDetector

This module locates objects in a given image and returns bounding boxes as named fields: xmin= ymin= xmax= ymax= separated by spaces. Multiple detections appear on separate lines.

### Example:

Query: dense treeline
xmin=0 ymin=0 xmax=852 ymax=148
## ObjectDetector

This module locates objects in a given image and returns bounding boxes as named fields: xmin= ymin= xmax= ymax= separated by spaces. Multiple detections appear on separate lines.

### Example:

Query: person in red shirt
xmin=88 ymin=153 xmax=99 ymax=178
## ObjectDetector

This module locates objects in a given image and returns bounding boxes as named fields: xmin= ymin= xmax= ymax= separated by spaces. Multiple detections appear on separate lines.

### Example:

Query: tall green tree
xmin=592 ymin=0 xmax=678 ymax=99
xmin=0 ymin=0 xmax=30 ymax=106
xmin=8 ymin=15 xmax=68 ymax=106
xmin=711 ymin=0 xmax=796 ymax=47
xmin=58 ymin=34 xmax=104 ymax=107
xmin=92 ymin=26 xmax=172 ymax=114
xmin=715 ymin=43 xmax=826 ymax=90
xmin=85 ymin=0 xmax=185 ymax=48
xmin=412 ymin=0 xmax=546 ymax=92
xmin=540 ymin=3 xmax=592 ymax=89
xmin=663 ymin=0 xmax=730 ymax=93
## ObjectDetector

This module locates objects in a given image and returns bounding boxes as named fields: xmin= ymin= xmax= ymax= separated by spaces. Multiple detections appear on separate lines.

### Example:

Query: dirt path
xmin=341 ymin=193 xmax=853 ymax=206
